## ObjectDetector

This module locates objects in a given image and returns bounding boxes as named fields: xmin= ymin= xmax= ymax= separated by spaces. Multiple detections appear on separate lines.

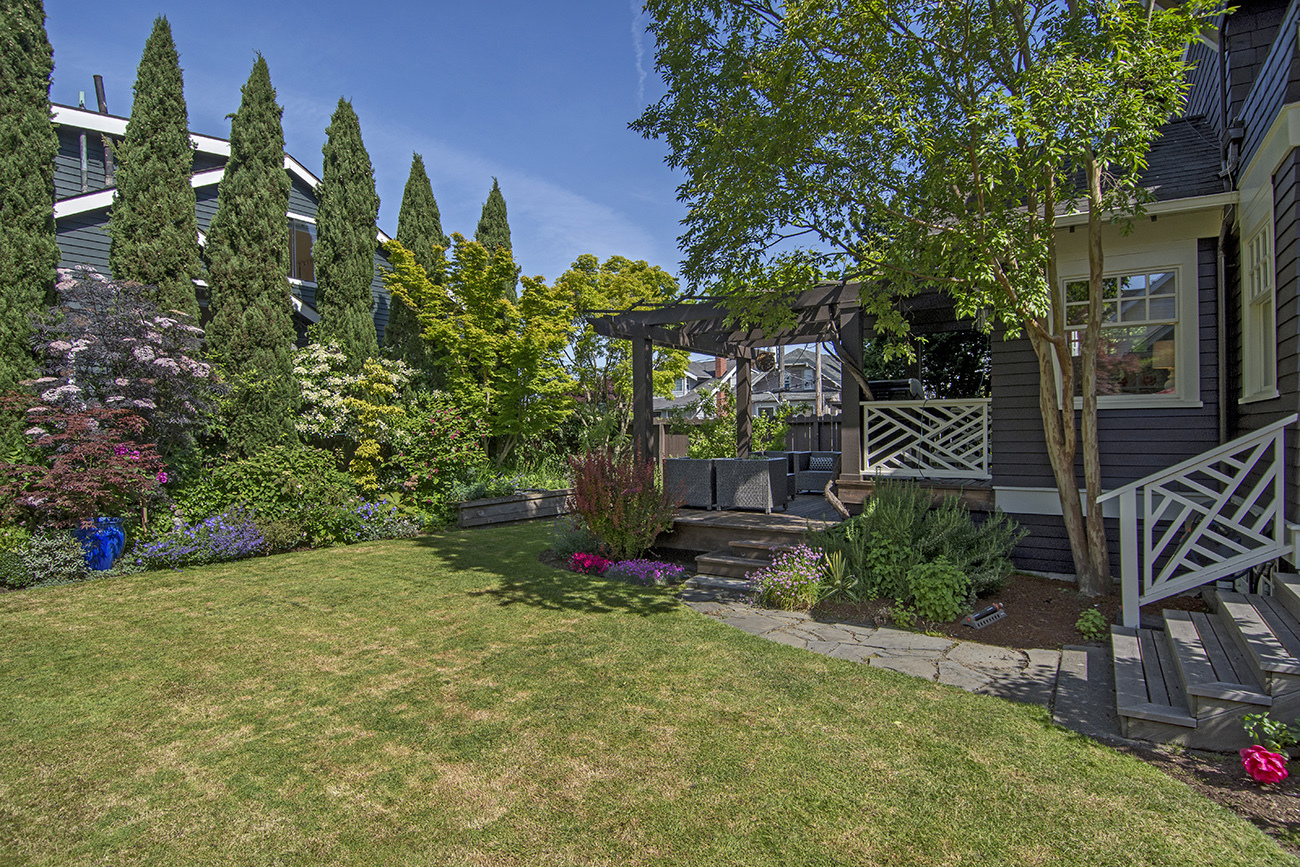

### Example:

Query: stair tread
xmin=1217 ymin=591 xmax=1300 ymax=674
xmin=685 ymin=574 xmax=753 ymax=592
xmin=696 ymin=551 xmax=770 ymax=567
xmin=1164 ymin=611 xmax=1270 ymax=704
xmin=1112 ymin=627 xmax=1196 ymax=727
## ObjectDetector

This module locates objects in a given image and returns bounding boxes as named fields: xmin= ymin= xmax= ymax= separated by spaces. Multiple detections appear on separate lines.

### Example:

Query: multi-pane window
xmin=1243 ymin=225 xmax=1277 ymax=399
xmin=288 ymin=218 xmax=316 ymax=283
xmin=1065 ymin=271 xmax=1178 ymax=396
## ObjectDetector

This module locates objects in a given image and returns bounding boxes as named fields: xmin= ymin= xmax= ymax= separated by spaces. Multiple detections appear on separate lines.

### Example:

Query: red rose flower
xmin=1241 ymin=745 xmax=1289 ymax=785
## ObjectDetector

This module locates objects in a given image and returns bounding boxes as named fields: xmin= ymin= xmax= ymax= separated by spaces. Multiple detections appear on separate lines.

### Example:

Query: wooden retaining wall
xmin=457 ymin=489 xmax=572 ymax=529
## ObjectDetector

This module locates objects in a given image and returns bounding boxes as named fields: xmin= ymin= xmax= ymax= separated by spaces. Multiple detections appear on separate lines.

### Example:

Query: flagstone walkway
xmin=682 ymin=597 xmax=1065 ymax=708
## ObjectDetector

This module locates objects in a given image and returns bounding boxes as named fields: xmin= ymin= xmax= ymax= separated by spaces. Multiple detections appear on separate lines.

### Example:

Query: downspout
xmin=1217 ymin=205 xmax=1232 ymax=446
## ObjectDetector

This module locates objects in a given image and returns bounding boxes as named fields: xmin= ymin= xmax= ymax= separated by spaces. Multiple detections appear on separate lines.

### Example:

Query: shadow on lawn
xmin=412 ymin=532 xmax=679 ymax=618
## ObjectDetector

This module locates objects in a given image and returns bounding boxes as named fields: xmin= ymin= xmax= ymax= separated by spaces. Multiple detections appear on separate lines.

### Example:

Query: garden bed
xmin=457 ymin=488 xmax=572 ymax=528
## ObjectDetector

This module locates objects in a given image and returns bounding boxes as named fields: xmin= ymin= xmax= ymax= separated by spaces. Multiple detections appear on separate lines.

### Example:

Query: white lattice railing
xmin=861 ymin=399 xmax=991 ymax=480
xmin=1097 ymin=415 xmax=1297 ymax=628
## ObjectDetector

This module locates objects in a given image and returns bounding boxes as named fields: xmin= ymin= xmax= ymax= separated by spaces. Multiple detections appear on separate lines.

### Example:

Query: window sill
xmin=1240 ymin=389 xmax=1280 ymax=405
xmin=1070 ymin=395 xmax=1205 ymax=411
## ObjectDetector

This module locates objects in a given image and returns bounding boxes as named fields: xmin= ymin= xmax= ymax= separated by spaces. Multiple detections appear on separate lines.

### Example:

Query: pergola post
xmin=839 ymin=309 xmax=864 ymax=478
xmin=736 ymin=354 xmax=752 ymax=457
xmin=632 ymin=336 xmax=654 ymax=461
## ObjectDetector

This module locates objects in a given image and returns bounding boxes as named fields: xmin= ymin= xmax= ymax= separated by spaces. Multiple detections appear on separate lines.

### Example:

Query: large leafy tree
xmin=314 ymin=97 xmax=379 ymax=370
xmin=0 ymin=0 xmax=59 ymax=412
xmin=475 ymin=177 xmax=519 ymax=302
xmin=205 ymin=55 xmax=299 ymax=456
xmin=557 ymin=254 xmax=689 ymax=453
xmin=385 ymin=153 xmax=450 ymax=380
xmin=634 ymin=0 xmax=1215 ymax=594
xmin=383 ymin=236 xmax=575 ymax=464
xmin=107 ymin=16 xmax=201 ymax=321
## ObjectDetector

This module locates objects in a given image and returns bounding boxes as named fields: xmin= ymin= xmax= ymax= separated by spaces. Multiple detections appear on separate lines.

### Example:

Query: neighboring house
xmin=51 ymin=102 xmax=393 ymax=344
xmin=653 ymin=357 xmax=734 ymax=418
xmin=654 ymin=348 xmax=843 ymax=419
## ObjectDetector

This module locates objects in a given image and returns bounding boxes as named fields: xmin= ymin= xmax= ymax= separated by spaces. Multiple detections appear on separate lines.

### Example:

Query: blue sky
xmin=43 ymin=0 xmax=686 ymax=285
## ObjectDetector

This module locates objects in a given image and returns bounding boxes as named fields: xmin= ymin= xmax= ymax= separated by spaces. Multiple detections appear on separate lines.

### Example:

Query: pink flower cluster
xmin=568 ymin=552 xmax=611 ymax=575
xmin=1241 ymin=745 xmax=1288 ymax=785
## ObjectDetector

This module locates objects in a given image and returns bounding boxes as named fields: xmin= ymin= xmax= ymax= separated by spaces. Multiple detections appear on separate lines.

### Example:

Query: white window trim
xmin=1240 ymin=188 xmax=1279 ymax=403
xmin=1057 ymin=264 xmax=1202 ymax=410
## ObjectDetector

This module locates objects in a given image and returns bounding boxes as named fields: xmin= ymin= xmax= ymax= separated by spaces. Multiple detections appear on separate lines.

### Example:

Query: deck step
xmin=1212 ymin=591 xmax=1300 ymax=677
xmin=726 ymin=539 xmax=794 ymax=560
xmin=1112 ymin=626 xmax=1197 ymax=737
xmin=1163 ymin=610 xmax=1269 ymax=705
xmin=693 ymin=551 xmax=770 ymax=581
xmin=1273 ymin=573 xmax=1300 ymax=624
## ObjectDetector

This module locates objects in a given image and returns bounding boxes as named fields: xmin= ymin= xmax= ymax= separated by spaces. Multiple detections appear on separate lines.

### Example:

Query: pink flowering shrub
xmin=568 ymin=552 xmax=611 ymax=575
xmin=1241 ymin=745 xmax=1289 ymax=785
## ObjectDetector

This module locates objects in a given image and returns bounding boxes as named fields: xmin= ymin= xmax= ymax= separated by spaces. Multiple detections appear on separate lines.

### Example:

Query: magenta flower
xmin=1241 ymin=745 xmax=1289 ymax=785
xmin=156 ymin=471 xmax=169 ymax=484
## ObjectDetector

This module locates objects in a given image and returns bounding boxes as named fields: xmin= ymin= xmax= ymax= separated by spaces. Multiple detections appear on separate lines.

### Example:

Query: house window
xmin=1064 ymin=270 xmax=1178 ymax=397
xmin=673 ymin=377 xmax=686 ymax=396
xmin=1243 ymin=223 xmax=1277 ymax=400
xmin=289 ymin=218 xmax=316 ymax=283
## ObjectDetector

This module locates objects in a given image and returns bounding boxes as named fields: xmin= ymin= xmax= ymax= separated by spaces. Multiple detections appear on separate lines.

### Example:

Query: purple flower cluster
xmin=132 ymin=506 xmax=266 ymax=569
xmin=568 ymin=552 xmax=611 ymax=575
xmin=604 ymin=559 xmax=688 ymax=586
xmin=353 ymin=499 xmax=421 ymax=542
xmin=747 ymin=544 xmax=825 ymax=611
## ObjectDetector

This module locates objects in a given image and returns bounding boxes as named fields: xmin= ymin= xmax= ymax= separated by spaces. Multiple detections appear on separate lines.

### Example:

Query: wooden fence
xmin=655 ymin=414 xmax=841 ymax=460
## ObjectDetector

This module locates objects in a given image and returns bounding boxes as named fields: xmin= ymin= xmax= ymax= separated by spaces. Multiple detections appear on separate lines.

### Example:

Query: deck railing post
xmin=1120 ymin=488 xmax=1141 ymax=628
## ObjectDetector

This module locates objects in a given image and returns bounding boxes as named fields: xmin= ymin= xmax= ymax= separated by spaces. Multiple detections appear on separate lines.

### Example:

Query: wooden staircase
xmin=1113 ymin=574 xmax=1300 ymax=750
xmin=683 ymin=537 xmax=803 ymax=601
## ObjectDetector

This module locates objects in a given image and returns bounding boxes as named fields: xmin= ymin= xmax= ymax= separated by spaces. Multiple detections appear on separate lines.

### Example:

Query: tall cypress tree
xmin=314 ymin=97 xmax=379 ymax=369
xmin=108 ymin=16 xmax=201 ymax=320
xmin=385 ymin=153 xmax=448 ymax=376
xmin=205 ymin=55 xmax=298 ymax=455
xmin=0 ymin=0 xmax=59 ymax=405
xmin=475 ymin=177 xmax=518 ymax=302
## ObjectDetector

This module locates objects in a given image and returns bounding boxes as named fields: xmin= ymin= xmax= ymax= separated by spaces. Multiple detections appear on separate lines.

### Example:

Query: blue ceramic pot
xmin=73 ymin=518 xmax=126 ymax=571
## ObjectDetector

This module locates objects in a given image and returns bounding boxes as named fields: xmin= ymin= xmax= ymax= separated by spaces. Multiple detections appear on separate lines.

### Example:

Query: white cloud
xmin=630 ymin=1 xmax=649 ymax=108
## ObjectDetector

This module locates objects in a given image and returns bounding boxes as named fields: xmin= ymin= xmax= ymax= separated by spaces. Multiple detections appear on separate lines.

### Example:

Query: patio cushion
xmin=808 ymin=455 xmax=835 ymax=472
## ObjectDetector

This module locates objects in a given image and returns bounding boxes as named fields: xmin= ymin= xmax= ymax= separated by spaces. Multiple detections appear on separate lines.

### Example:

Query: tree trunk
xmin=1078 ymin=150 xmax=1111 ymax=596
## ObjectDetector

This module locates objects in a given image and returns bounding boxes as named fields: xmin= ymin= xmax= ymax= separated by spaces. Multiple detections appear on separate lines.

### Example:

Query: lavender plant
xmin=132 ymin=506 xmax=266 ymax=569
xmin=747 ymin=545 xmax=825 ymax=611
xmin=353 ymin=499 xmax=421 ymax=542
xmin=604 ymin=559 xmax=688 ymax=586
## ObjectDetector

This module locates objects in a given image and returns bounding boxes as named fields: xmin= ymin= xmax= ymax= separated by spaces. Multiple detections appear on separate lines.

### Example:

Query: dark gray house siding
xmin=288 ymin=176 xmax=318 ymax=218
xmin=1184 ymin=40 xmax=1222 ymax=137
xmin=1228 ymin=1 xmax=1291 ymax=165
xmin=989 ymin=236 xmax=1223 ymax=574
xmin=55 ymin=209 xmax=111 ymax=273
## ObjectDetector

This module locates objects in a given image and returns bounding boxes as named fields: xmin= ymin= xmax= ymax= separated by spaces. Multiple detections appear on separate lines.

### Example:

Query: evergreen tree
xmin=205 ymin=55 xmax=299 ymax=455
xmin=475 ymin=178 xmax=518 ymax=302
xmin=385 ymin=153 xmax=449 ymax=377
xmin=107 ymin=16 xmax=202 ymax=320
xmin=0 ymin=0 xmax=59 ymax=408
xmin=314 ymin=97 xmax=379 ymax=370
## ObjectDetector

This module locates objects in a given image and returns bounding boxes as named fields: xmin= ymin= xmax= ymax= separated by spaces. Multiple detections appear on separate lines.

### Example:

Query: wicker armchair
xmin=758 ymin=451 xmax=797 ymax=501
xmin=663 ymin=458 xmax=716 ymax=509
xmin=794 ymin=451 xmax=840 ymax=494
xmin=715 ymin=457 xmax=787 ymax=514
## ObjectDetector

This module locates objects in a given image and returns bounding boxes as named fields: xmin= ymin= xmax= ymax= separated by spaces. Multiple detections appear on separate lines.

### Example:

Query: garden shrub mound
xmin=809 ymin=479 xmax=1024 ymax=618
xmin=0 ymin=522 xmax=1289 ymax=865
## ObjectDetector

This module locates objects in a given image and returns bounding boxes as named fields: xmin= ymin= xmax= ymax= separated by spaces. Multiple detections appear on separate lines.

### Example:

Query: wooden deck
xmin=656 ymin=495 xmax=841 ymax=554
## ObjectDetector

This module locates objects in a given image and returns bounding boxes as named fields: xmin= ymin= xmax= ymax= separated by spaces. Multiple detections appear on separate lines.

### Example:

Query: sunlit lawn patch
xmin=0 ymin=522 xmax=1292 ymax=865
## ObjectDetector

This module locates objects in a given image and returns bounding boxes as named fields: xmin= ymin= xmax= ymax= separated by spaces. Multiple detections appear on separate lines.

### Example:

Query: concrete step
xmin=693 ymin=551 xmax=770 ymax=582
xmin=682 ymin=573 xmax=756 ymax=600
xmin=1112 ymin=625 xmax=1198 ymax=745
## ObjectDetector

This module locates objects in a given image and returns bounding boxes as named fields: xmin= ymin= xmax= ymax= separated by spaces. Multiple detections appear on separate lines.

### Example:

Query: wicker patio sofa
xmin=794 ymin=451 xmax=840 ymax=494
xmin=714 ymin=456 xmax=788 ymax=514
xmin=663 ymin=458 xmax=716 ymax=509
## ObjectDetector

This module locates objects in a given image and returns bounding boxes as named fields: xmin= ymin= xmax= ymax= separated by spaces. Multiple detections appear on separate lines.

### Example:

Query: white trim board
xmin=994 ymin=486 xmax=1121 ymax=519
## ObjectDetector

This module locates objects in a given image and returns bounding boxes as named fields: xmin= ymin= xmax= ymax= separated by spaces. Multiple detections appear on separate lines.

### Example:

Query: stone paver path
xmin=684 ymin=598 xmax=1062 ymax=707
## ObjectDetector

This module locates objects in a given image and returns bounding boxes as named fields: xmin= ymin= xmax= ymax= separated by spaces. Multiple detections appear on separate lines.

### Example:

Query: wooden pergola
xmin=589 ymin=281 xmax=971 ymax=477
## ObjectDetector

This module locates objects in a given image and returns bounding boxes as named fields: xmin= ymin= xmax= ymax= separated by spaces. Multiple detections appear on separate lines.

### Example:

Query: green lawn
xmin=0 ymin=522 xmax=1292 ymax=866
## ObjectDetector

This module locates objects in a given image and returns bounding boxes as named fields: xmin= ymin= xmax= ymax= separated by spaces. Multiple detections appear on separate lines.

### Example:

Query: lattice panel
xmin=1141 ymin=433 xmax=1286 ymax=597
xmin=862 ymin=400 xmax=990 ymax=480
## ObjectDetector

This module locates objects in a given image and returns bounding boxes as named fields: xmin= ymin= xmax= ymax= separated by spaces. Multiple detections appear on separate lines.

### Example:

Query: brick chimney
xmin=714 ymin=356 xmax=726 ymax=379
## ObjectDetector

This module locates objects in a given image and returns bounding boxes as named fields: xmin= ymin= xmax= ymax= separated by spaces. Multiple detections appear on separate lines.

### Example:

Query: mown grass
xmin=0 ymin=521 xmax=1293 ymax=866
